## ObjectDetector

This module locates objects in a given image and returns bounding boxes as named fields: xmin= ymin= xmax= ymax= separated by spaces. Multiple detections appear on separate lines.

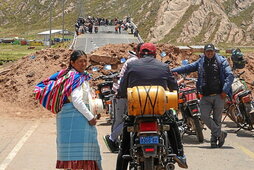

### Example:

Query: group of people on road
xmin=75 ymin=16 xmax=139 ymax=36
xmin=36 ymin=41 xmax=235 ymax=169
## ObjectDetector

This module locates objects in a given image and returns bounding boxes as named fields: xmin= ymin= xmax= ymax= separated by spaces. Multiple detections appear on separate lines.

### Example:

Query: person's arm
xmin=71 ymin=85 xmax=95 ymax=125
xmin=117 ymin=66 xmax=130 ymax=98
xmin=119 ymin=57 xmax=137 ymax=78
xmin=221 ymin=58 xmax=234 ymax=95
xmin=167 ymin=67 xmax=179 ymax=91
xmin=171 ymin=59 xmax=200 ymax=74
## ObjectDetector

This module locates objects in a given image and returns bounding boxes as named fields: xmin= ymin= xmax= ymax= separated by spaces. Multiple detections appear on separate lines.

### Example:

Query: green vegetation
xmin=222 ymin=0 xmax=236 ymax=15
xmin=208 ymin=18 xmax=222 ymax=43
xmin=0 ymin=0 xmax=77 ymax=39
xmin=159 ymin=5 xmax=200 ymax=44
xmin=193 ymin=12 xmax=221 ymax=43
xmin=0 ymin=44 xmax=44 ymax=63
xmin=222 ymin=0 xmax=254 ymax=36
xmin=229 ymin=3 xmax=254 ymax=28
xmin=132 ymin=0 xmax=163 ymax=41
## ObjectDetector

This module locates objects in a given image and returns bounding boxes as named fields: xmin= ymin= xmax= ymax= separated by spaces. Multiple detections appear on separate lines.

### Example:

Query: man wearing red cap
xmin=117 ymin=43 xmax=188 ymax=169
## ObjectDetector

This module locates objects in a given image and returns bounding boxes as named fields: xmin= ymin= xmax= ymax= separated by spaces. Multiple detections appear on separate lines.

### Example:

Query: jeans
xmin=200 ymin=94 xmax=225 ymax=138
xmin=110 ymin=98 xmax=127 ymax=141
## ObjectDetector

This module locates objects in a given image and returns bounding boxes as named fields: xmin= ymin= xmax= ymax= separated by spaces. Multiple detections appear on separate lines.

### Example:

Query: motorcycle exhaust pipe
xmin=166 ymin=163 xmax=175 ymax=170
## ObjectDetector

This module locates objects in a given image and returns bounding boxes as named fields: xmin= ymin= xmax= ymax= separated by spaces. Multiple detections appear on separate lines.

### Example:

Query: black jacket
xmin=118 ymin=56 xmax=178 ymax=98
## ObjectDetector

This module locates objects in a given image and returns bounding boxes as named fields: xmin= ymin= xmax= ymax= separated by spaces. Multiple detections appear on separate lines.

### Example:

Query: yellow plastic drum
xmin=127 ymin=86 xmax=178 ymax=116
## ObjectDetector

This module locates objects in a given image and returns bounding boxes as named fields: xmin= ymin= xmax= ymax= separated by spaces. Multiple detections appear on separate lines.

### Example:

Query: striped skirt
xmin=56 ymin=103 xmax=102 ymax=170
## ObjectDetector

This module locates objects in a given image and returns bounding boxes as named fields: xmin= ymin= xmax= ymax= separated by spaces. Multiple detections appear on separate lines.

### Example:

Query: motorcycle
xmin=92 ymin=65 xmax=119 ymax=123
xmin=125 ymin=86 xmax=179 ymax=170
xmin=177 ymin=75 xmax=204 ymax=143
xmin=223 ymin=71 xmax=254 ymax=131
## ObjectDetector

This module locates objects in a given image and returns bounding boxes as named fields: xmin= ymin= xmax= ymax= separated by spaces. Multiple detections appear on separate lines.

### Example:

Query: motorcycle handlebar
xmin=93 ymin=72 xmax=119 ymax=81
xmin=184 ymin=77 xmax=197 ymax=82
xmin=236 ymin=71 xmax=245 ymax=78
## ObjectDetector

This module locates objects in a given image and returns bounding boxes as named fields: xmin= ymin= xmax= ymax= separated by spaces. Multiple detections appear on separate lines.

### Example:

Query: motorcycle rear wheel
xmin=193 ymin=116 xmax=204 ymax=143
xmin=227 ymin=104 xmax=253 ymax=130
xmin=143 ymin=158 xmax=154 ymax=170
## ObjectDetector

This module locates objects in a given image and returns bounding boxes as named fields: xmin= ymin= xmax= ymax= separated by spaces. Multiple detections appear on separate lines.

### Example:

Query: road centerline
xmin=235 ymin=143 xmax=254 ymax=159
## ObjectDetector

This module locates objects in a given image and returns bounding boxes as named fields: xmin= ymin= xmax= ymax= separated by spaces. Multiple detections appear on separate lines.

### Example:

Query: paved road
xmin=74 ymin=26 xmax=140 ymax=54
xmin=0 ymin=115 xmax=253 ymax=170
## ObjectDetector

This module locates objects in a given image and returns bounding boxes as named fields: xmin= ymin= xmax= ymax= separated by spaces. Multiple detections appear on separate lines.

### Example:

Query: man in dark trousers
xmin=172 ymin=44 xmax=234 ymax=148
xmin=116 ymin=43 xmax=188 ymax=170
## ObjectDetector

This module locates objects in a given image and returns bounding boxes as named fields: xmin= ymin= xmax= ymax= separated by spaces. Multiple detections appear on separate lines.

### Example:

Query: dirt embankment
xmin=0 ymin=44 xmax=253 ymax=118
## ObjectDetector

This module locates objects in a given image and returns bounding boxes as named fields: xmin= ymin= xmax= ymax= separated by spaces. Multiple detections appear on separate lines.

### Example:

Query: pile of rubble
xmin=0 ymin=44 xmax=253 ymax=118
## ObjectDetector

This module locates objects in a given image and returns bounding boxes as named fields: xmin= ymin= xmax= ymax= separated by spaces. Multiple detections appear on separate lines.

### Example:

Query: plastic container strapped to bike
xmin=127 ymin=86 xmax=178 ymax=116
xmin=232 ymin=78 xmax=247 ymax=95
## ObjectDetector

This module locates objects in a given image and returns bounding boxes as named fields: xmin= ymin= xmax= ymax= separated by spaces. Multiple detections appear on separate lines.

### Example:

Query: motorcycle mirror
xmin=120 ymin=58 xmax=126 ymax=63
xmin=160 ymin=51 xmax=167 ymax=58
xmin=164 ymin=60 xmax=171 ymax=64
xmin=92 ymin=66 xmax=99 ymax=72
xmin=104 ymin=64 xmax=112 ymax=70
xmin=85 ymin=64 xmax=92 ymax=70
xmin=181 ymin=60 xmax=189 ymax=66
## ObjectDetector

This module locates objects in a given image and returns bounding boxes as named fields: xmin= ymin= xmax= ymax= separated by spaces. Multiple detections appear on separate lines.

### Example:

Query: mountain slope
xmin=0 ymin=0 xmax=253 ymax=45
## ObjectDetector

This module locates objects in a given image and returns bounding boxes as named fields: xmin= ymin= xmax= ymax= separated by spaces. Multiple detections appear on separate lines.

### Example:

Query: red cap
xmin=140 ymin=43 xmax=156 ymax=55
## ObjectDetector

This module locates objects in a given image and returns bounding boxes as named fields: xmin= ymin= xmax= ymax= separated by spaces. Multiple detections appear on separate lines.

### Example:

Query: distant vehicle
xmin=2 ymin=38 xmax=15 ymax=43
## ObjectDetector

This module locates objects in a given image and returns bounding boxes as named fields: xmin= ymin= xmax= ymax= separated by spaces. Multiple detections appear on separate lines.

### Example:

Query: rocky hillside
xmin=0 ymin=0 xmax=253 ymax=45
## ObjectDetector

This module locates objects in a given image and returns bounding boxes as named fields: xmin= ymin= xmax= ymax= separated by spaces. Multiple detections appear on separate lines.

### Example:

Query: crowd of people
xmin=35 ymin=41 xmax=245 ymax=170
xmin=75 ymin=16 xmax=138 ymax=35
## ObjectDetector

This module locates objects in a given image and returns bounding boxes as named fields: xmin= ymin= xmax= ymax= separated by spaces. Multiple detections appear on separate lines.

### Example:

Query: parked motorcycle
xmin=224 ymin=71 xmax=254 ymax=131
xmin=177 ymin=75 xmax=204 ymax=143
xmin=92 ymin=65 xmax=119 ymax=123
xmin=125 ymin=86 xmax=179 ymax=170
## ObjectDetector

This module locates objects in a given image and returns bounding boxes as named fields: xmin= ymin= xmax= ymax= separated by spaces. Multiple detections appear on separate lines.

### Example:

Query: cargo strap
xmin=136 ymin=86 xmax=159 ymax=115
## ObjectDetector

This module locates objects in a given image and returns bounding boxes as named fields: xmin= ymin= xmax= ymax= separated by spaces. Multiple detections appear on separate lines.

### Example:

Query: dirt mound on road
xmin=0 ymin=48 xmax=73 ymax=118
xmin=0 ymin=44 xmax=253 ymax=118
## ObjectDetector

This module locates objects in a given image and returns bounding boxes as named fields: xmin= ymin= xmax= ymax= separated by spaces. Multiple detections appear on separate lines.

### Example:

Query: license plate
xmin=140 ymin=136 xmax=159 ymax=144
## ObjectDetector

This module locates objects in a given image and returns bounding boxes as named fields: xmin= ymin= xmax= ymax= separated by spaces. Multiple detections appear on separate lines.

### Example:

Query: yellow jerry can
xmin=127 ymin=86 xmax=178 ymax=116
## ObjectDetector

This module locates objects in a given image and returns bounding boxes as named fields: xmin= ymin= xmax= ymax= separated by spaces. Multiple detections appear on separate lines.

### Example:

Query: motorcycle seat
xmin=238 ymin=90 xmax=251 ymax=99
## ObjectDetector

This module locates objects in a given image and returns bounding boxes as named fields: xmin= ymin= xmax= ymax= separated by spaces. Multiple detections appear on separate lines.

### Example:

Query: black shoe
xmin=103 ymin=135 xmax=119 ymax=153
xmin=174 ymin=155 xmax=188 ymax=169
xmin=210 ymin=136 xmax=218 ymax=148
xmin=218 ymin=131 xmax=227 ymax=148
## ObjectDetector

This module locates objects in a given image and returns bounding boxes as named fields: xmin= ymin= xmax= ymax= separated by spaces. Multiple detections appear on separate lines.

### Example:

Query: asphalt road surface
xmin=74 ymin=26 xmax=140 ymax=54
xmin=0 ymin=115 xmax=253 ymax=170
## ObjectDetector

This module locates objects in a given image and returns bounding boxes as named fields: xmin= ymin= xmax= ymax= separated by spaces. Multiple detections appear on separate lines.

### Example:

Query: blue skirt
xmin=56 ymin=103 xmax=102 ymax=167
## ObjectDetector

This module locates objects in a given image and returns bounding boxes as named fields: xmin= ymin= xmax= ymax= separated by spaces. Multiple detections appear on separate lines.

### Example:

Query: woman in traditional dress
xmin=55 ymin=50 xmax=102 ymax=170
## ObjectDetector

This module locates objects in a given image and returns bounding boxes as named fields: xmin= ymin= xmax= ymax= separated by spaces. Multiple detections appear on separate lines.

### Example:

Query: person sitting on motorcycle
xmin=116 ymin=43 xmax=188 ymax=170
xmin=103 ymin=43 xmax=143 ymax=153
